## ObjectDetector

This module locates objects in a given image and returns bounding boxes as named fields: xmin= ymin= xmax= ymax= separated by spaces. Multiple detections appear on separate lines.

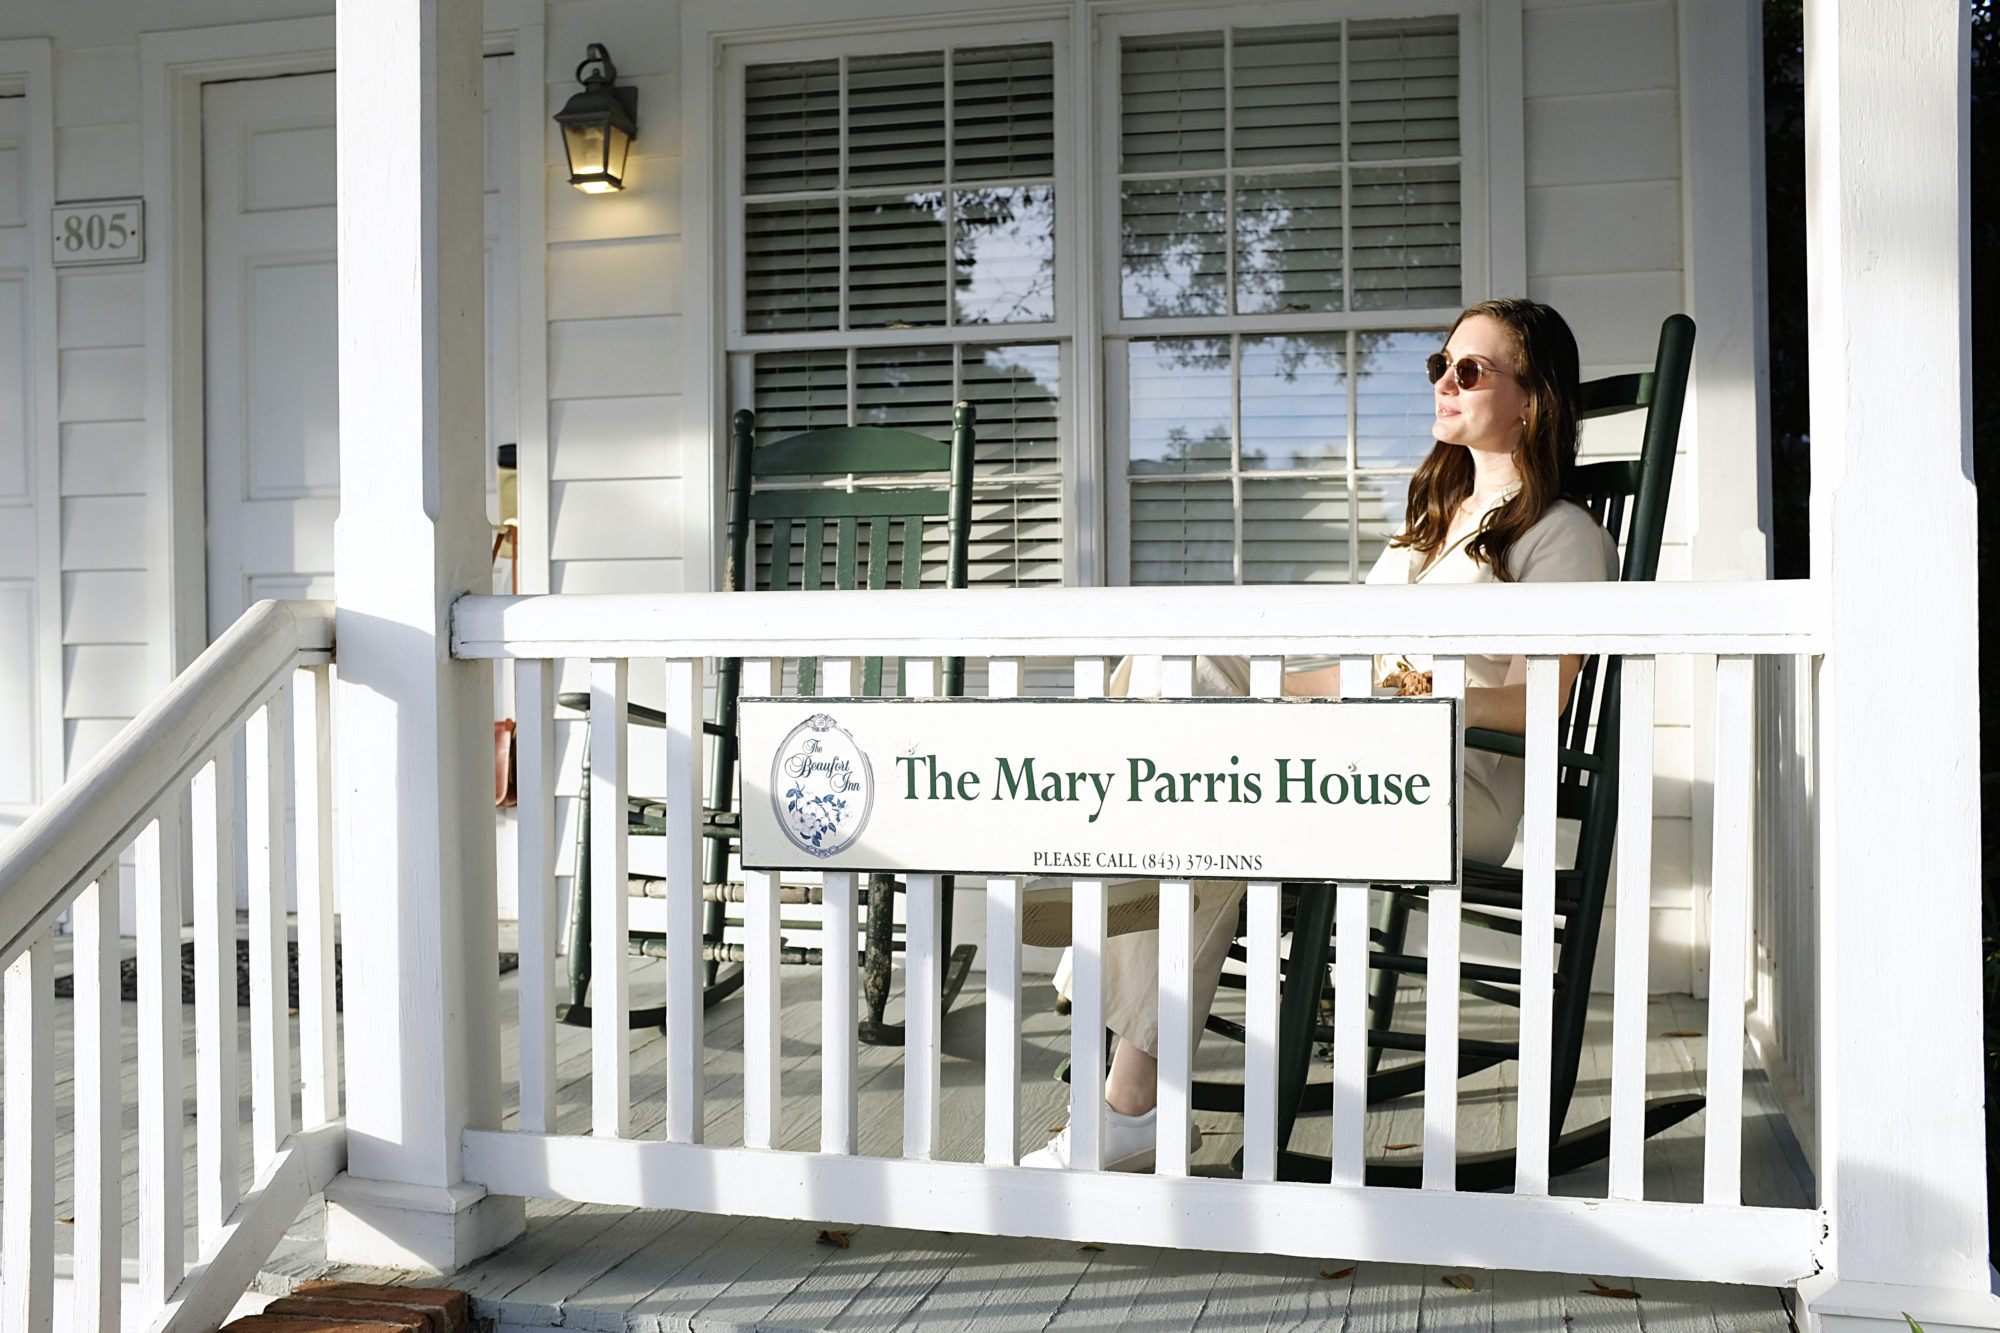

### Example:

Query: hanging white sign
xmin=738 ymin=697 xmax=1460 ymax=884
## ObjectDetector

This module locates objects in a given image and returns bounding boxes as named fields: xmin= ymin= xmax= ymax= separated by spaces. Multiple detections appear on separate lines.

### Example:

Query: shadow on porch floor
xmin=248 ymin=958 xmax=1811 ymax=1331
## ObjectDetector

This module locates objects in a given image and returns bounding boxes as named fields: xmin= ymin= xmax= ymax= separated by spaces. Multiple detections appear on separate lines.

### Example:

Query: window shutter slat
xmin=1234 ymin=172 xmax=1343 ymax=315
xmin=1231 ymin=25 xmax=1341 ymax=168
xmin=1242 ymin=478 xmax=1352 ymax=584
xmin=1348 ymin=165 xmax=1461 ymax=310
xmin=1120 ymin=34 xmax=1226 ymax=172
xmin=744 ymin=60 xmax=841 ymax=194
xmin=848 ymin=51 xmax=946 ymax=187
xmin=953 ymin=45 xmax=1056 ymax=180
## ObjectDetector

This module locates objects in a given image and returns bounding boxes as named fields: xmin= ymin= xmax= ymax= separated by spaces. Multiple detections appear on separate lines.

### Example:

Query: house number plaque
xmin=51 ymin=199 xmax=144 ymax=266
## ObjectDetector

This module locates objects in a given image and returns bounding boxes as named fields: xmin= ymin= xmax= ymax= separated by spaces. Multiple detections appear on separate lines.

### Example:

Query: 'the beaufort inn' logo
xmin=771 ymin=713 xmax=875 ymax=858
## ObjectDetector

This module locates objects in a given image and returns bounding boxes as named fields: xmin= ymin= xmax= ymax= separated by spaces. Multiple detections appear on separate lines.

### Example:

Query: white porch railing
xmin=452 ymin=579 xmax=1827 ymax=1286
xmin=0 ymin=600 xmax=344 ymax=1333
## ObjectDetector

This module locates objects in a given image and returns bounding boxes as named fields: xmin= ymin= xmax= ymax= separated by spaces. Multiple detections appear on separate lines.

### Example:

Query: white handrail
xmin=0 ymin=599 xmax=334 ymax=968
xmin=451 ymin=579 xmax=1823 ymax=661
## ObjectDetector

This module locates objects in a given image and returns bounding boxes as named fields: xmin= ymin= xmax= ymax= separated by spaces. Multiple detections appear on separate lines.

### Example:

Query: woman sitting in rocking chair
xmin=1025 ymin=297 xmax=1619 ymax=1172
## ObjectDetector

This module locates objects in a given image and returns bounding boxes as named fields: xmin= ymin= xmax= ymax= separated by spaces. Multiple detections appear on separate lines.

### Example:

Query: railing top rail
xmin=452 ymin=580 xmax=1823 ymax=661
xmin=0 ymin=599 xmax=334 ymax=968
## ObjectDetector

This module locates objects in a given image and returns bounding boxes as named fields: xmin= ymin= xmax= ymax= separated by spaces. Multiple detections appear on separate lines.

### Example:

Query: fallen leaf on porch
xmin=1320 ymin=1267 xmax=1355 ymax=1280
xmin=816 ymin=1229 xmax=852 ymax=1249
xmin=56 ymin=1217 xmax=71 ymax=1225
xmin=1384 ymin=1142 xmax=1419 ymax=1151
xmin=1049 ymin=1125 xmax=1066 ymax=1133
xmin=1443 ymin=1273 xmax=1476 ymax=1292
xmin=1563 ymin=1317 xmax=1573 ymax=1324
xmin=1583 ymin=1278 xmax=1642 ymax=1299
xmin=1662 ymin=1031 xmax=1702 ymax=1038
xmin=1079 ymin=1244 xmax=1105 ymax=1252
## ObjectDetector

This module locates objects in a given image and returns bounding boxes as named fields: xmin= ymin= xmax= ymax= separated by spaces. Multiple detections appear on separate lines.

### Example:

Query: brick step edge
xmin=220 ymin=1281 xmax=470 ymax=1333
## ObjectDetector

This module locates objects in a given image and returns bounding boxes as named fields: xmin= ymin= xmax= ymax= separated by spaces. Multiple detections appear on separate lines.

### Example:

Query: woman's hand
xmin=1463 ymin=654 xmax=1585 ymax=733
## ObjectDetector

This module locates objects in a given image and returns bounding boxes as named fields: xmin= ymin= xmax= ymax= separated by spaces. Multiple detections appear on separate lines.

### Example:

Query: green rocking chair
xmin=1198 ymin=313 xmax=1701 ymax=1187
xmin=560 ymin=405 xmax=980 ymax=1045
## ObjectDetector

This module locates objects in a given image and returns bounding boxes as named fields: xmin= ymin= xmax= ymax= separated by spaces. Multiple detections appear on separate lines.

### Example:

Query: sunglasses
xmin=1426 ymin=352 xmax=1516 ymax=391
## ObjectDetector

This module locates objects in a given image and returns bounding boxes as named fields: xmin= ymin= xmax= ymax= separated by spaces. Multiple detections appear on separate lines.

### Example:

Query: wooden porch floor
xmin=27 ymin=937 xmax=1813 ymax=1332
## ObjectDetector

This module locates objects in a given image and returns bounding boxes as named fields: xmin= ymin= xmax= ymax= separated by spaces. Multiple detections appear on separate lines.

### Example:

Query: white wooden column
xmin=1800 ymin=0 xmax=1998 ymax=1326
xmin=323 ymin=0 xmax=524 ymax=1272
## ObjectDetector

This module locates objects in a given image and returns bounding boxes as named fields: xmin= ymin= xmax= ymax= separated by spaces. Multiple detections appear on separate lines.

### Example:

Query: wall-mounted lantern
xmin=554 ymin=44 xmax=638 ymax=194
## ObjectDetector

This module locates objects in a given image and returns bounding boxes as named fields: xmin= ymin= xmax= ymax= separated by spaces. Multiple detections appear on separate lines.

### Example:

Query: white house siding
xmin=0 ymin=0 xmax=1759 ymax=992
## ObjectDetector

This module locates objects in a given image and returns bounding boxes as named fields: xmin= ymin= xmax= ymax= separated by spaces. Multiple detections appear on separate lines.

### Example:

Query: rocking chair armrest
xmin=1464 ymin=726 xmax=1602 ymax=773
xmin=555 ymin=690 xmax=673 ymax=729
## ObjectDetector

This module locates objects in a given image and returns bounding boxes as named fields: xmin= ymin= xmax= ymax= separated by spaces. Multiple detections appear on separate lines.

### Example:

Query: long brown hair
xmin=1394 ymin=298 xmax=1582 ymax=581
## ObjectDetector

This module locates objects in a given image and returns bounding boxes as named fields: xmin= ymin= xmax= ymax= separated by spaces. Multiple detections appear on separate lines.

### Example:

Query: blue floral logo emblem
xmin=770 ymin=714 xmax=874 ymax=859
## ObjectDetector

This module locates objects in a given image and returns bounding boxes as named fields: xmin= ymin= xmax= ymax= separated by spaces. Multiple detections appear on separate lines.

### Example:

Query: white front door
xmin=202 ymin=59 xmax=516 ymax=637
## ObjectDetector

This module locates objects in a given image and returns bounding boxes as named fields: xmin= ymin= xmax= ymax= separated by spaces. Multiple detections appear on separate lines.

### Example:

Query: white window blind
xmin=1119 ymin=17 xmax=1462 ymax=587
xmin=737 ymin=44 xmax=1061 ymax=586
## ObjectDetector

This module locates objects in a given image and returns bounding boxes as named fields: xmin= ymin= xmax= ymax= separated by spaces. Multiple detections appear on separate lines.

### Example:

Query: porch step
xmin=222 ymin=1281 xmax=469 ymax=1333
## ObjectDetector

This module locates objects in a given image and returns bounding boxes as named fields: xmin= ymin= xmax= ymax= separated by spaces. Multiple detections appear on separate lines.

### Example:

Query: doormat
xmin=54 ymin=944 xmax=520 ymax=1012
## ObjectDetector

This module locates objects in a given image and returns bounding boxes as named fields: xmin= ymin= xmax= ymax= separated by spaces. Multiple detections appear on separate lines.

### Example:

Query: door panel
xmin=203 ymin=73 xmax=339 ymax=640
xmin=202 ymin=58 xmax=515 ymax=638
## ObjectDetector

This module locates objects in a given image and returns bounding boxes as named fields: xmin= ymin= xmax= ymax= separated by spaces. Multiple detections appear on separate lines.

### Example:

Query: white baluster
xmin=295 ymin=665 xmax=338 ymax=1128
xmin=740 ymin=658 xmax=781 ymax=1150
xmin=246 ymin=686 xmax=292 ymax=1169
xmin=1154 ymin=656 xmax=1196 ymax=1176
xmin=3 ymin=930 xmax=54 ymax=1333
xmin=1705 ymin=654 xmax=1755 ymax=1205
xmin=590 ymin=657 xmax=630 ymax=1138
xmin=663 ymin=657 xmax=705 ymax=1144
xmin=822 ymin=867 xmax=859 ymax=1155
xmin=136 ymin=809 xmax=187 ymax=1306
xmin=515 ymin=659 xmax=558 ymax=1134
xmin=192 ymin=752 xmax=239 ymax=1242
xmin=1514 ymin=656 xmax=1559 ymax=1195
xmin=901 ymin=657 xmax=942 ymax=1161
xmin=819 ymin=657 xmax=859 ymax=1155
xmin=71 ymin=866 xmax=120 ymax=1333
xmin=984 ymin=656 xmax=1024 ymax=1165
xmin=1325 ymin=660 xmax=1374 ymax=1187
xmin=1424 ymin=655 xmax=1467 ymax=1192
xmin=1067 ymin=656 xmax=1109 ymax=1172
xmin=1240 ymin=656 xmax=1285 ymax=1184
xmin=1609 ymin=656 xmax=1657 ymax=1200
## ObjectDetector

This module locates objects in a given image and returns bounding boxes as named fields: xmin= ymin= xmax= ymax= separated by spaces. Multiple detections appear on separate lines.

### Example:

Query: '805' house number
xmin=51 ymin=200 xmax=143 ymax=266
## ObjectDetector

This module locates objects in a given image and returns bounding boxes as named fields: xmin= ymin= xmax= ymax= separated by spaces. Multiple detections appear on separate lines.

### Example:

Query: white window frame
xmin=681 ymin=0 xmax=1523 ymax=591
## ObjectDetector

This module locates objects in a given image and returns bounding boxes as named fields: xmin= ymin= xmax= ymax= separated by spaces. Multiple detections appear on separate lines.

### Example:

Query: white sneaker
xmin=1020 ymin=1106 xmax=1202 ymax=1172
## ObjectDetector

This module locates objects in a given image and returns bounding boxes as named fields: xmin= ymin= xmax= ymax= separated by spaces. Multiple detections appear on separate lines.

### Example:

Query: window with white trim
xmin=723 ymin=6 xmax=1468 ymax=590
